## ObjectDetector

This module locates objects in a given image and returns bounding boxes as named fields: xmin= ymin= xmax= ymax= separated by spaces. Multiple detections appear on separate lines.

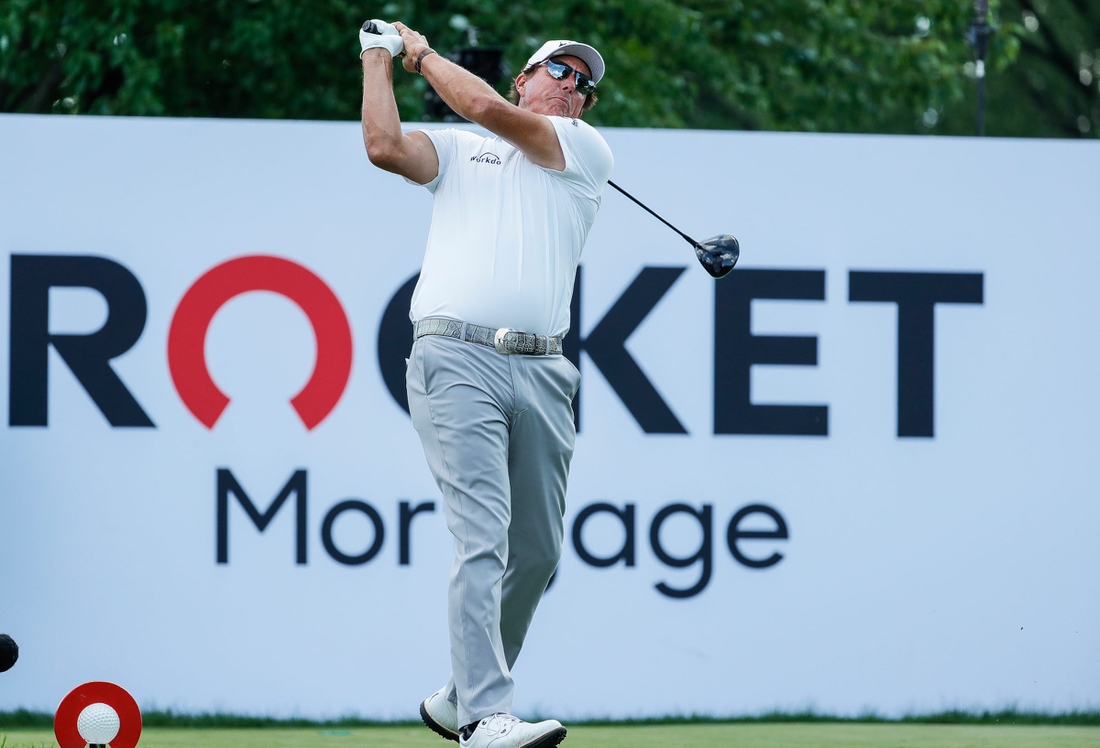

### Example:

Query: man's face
xmin=516 ymin=55 xmax=592 ymax=119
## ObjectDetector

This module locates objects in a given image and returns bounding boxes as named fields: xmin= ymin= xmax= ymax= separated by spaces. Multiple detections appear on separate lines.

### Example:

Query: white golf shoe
xmin=420 ymin=687 xmax=460 ymax=741
xmin=459 ymin=713 xmax=566 ymax=748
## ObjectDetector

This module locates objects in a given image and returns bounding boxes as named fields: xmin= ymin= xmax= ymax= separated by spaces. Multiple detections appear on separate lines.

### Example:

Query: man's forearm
xmin=416 ymin=49 xmax=508 ymax=126
xmin=361 ymin=50 xmax=404 ymax=163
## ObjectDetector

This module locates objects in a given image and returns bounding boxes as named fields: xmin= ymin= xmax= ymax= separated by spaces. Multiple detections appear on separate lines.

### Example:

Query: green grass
xmin=3 ymin=708 xmax=1099 ymax=729
xmin=2 ymin=723 xmax=1099 ymax=748
xmin=3 ymin=710 xmax=1098 ymax=748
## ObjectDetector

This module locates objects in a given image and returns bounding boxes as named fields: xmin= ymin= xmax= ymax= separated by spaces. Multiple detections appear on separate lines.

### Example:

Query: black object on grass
xmin=0 ymin=634 xmax=18 ymax=672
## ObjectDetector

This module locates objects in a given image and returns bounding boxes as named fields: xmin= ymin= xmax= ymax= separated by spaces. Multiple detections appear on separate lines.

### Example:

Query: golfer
xmin=359 ymin=20 xmax=612 ymax=748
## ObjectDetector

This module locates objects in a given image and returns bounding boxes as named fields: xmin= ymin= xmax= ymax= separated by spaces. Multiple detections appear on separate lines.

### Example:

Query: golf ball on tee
xmin=77 ymin=702 xmax=120 ymax=745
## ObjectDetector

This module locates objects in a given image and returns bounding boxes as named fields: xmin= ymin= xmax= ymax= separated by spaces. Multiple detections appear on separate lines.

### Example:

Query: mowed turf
xmin=3 ymin=723 xmax=1099 ymax=748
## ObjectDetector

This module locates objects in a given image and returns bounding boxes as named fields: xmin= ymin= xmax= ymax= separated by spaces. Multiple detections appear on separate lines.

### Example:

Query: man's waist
xmin=413 ymin=318 xmax=563 ymax=356
xmin=409 ymin=261 xmax=576 ymax=337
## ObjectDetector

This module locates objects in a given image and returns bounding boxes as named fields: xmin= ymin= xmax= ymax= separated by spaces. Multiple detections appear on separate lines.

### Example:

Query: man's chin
xmin=528 ymin=101 xmax=573 ymax=118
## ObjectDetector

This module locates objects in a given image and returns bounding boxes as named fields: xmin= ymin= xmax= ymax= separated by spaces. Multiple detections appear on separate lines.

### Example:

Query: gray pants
xmin=406 ymin=334 xmax=580 ymax=725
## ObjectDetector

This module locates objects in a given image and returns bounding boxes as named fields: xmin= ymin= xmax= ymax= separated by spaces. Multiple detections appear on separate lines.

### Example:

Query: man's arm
xmin=361 ymin=48 xmax=439 ymax=184
xmin=395 ymin=24 xmax=566 ymax=172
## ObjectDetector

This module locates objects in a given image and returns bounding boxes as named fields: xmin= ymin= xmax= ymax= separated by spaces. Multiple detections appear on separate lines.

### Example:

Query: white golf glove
xmin=359 ymin=19 xmax=404 ymax=58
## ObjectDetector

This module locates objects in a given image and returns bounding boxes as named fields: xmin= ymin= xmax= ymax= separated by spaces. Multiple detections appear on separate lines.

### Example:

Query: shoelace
xmin=480 ymin=713 xmax=519 ymax=736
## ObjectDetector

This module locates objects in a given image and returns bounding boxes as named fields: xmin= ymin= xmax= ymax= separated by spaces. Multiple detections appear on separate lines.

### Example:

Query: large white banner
xmin=1 ymin=114 xmax=1097 ymax=719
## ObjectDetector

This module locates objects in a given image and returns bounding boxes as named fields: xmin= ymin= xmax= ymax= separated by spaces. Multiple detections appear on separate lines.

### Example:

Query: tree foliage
xmin=939 ymin=0 xmax=1100 ymax=137
xmin=0 ymin=0 xmax=1038 ymax=135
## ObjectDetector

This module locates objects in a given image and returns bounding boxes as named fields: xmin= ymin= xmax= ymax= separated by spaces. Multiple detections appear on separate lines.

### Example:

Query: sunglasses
xmin=538 ymin=59 xmax=597 ymax=96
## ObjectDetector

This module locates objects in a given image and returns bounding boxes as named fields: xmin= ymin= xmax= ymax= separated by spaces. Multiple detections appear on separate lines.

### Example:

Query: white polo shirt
xmin=409 ymin=116 xmax=614 ymax=337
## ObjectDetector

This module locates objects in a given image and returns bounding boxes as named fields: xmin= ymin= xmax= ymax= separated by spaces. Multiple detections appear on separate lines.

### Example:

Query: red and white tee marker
xmin=55 ymin=682 xmax=142 ymax=748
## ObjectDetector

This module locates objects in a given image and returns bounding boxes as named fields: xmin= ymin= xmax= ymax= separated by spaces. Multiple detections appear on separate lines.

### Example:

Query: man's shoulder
xmin=545 ymin=116 xmax=613 ymax=182
xmin=415 ymin=126 xmax=492 ymax=150
xmin=548 ymin=115 xmax=603 ymax=136
xmin=444 ymin=128 xmax=503 ymax=155
xmin=548 ymin=115 xmax=611 ymax=156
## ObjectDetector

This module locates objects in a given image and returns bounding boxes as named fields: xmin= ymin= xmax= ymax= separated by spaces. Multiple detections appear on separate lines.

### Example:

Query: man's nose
xmin=560 ymin=75 xmax=576 ymax=93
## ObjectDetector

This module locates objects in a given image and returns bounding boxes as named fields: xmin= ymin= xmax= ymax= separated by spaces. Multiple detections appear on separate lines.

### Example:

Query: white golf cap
xmin=525 ymin=40 xmax=605 ymax=84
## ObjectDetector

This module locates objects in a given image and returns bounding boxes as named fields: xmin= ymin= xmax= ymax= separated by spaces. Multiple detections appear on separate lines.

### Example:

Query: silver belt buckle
xmin=493 ymin=328 xmax=514 ymax=354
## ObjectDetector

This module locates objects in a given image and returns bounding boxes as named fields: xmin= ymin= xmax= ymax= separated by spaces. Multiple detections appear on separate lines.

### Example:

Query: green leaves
xmin=0 ymin=0 xmax=1028 ymax=134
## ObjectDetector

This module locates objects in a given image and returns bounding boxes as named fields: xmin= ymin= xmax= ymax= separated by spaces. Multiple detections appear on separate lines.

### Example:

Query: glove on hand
xmin=360 ymin=19 xmax=404 ymax=58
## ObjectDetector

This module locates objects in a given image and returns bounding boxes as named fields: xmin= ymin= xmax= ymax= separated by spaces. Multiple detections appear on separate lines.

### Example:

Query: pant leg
xmin=406 ymin=336 xmax=516 ymax=725
xmin=499 ymin=354 xmax=581 ymax=668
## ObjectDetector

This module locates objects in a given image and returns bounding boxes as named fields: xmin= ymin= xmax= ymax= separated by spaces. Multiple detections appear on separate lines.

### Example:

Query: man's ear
xmin=515 ymin=73 xmax=528 ymax=98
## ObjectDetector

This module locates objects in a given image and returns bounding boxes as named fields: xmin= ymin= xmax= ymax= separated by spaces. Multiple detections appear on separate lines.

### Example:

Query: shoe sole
xmin=419 ymin=700 xmax=460 ymax=742
xmin=521 ymin=726 xmax=567 ymax=748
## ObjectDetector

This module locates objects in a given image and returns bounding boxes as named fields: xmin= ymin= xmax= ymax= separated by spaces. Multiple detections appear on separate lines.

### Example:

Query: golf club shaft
xmin=607 ymin=180 xmax=701 ymax=249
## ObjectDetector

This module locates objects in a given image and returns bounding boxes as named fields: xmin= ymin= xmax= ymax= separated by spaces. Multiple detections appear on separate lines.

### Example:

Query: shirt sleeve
xmin=543 ymin=117 xmax=614 ymax=199
xmin=402 ymin=128 xmax=456 ymax=192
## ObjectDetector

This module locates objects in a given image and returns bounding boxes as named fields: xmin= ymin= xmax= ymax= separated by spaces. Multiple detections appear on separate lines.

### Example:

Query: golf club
xmin=608 ymin=180 xmax=739 ymax=278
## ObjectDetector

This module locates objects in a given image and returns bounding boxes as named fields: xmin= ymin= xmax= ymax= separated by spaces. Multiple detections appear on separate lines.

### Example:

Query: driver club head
xmin=695 ymin=234 xmax=740 ymax=278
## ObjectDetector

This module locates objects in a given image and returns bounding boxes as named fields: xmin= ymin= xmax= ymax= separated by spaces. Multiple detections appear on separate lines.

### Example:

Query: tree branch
xmin=1065 ymin=0 xmax=1100 ymax=28
xmin=1018 ymin=0 xmax=1087 ymax=87
xmin=27 ymin=61 xmax=63 ymax=113
xmin=1018 ymin=66 xmax=1085 ymax=137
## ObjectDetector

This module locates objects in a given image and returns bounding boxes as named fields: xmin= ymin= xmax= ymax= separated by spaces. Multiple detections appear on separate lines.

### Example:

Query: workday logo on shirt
xmin=471 ymin=152 xmax=502 ymax=165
